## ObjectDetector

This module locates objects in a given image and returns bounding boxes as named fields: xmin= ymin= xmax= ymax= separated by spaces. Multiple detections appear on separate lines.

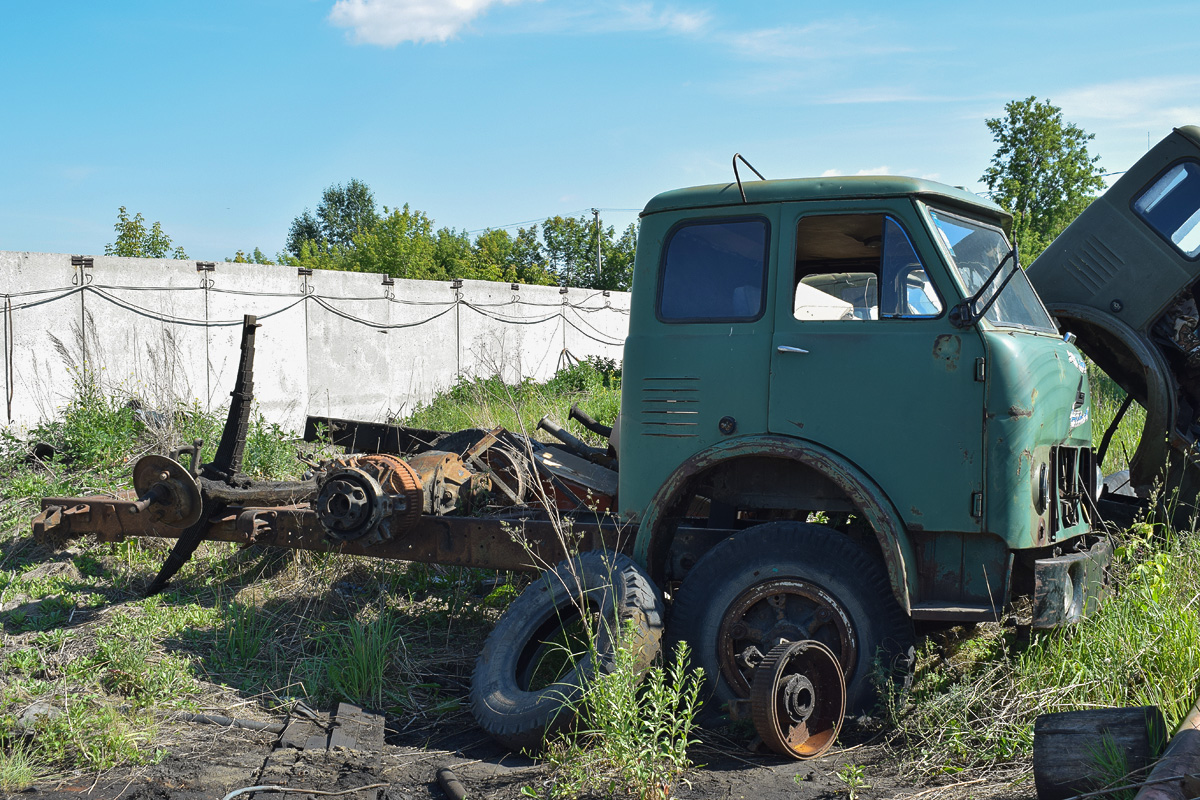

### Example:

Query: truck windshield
xmin=927 ymin=208 xmax=1057 ymax=333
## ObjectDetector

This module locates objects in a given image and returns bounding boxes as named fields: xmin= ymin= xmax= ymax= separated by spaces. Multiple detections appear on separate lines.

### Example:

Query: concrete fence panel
xmin=0 ymin=251 xmax=632 ymax=433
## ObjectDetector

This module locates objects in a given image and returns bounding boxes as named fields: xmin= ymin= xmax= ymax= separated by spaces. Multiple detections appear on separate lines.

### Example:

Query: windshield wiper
xmin=949 ymin=242 xmax=1020 ymax=329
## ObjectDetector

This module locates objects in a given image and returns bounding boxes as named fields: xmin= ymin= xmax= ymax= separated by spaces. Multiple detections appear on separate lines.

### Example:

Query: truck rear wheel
xmin=469 ymin=550 xmax=664 ymax=752
xmin=667 ymin=521 xmax=912 ymax=715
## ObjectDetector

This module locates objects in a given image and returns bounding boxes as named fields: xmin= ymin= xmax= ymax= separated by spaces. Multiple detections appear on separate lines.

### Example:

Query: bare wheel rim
xmin=716 ymin=578 xmax=856 ymax=697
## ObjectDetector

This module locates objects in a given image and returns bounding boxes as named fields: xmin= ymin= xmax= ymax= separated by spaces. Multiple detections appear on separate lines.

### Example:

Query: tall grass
xmin=401 ymin=356 xmax=621 ymax=446
xmin=1089 ymin=363 xmax=1147 ymax=474
xmin=889 ymin=523 xmax=1200 ymax=773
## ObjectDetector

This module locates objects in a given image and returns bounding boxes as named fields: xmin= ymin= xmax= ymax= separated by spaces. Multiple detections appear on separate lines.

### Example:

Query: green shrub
xmin=538 ymin=628 xmax=704 ymax=800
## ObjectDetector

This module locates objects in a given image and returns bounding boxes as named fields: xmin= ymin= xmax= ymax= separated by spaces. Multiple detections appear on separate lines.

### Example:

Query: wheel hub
xmin=782 ymin=673 xmax=815 ymax=722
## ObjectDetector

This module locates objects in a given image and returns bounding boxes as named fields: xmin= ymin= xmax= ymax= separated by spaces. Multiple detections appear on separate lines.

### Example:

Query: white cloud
xmin=490 ymin=2 xmax=710 ymax=36
xmin=328 ymin=0 xmax=537 ymax=45
xmin=730 ymin=20 xmax=912 ymax=63
xmin=609 ymin=4 xmax=710 ymax=35
xmin=1053 ymin=76 xmax=1200 ymax=131
xmin=815 ymin=88 xmax=965 ymax=105
xmin=819 ymin=165 xmax=891 ymax=177
xmin=328 ymin=0 xmax=707 ymax=45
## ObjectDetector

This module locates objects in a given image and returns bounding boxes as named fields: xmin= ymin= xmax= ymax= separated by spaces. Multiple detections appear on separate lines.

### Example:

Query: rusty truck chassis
xmin=31 ymin=316 xmax=629 ymax=591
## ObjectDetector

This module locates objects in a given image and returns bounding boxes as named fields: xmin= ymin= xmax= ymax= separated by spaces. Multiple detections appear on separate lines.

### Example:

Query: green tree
xmin=542 ymin=215 xmax=592 ymax=286
xmin=341 ymin=204 xmax=437 ymax=278
xmin=510 ymin=226 xmax=552 ymax=285
xmin=980 ymin=97 xmax=1105 ymax=261
xmin=539 ymin=214 xmax=637 ymax=289
xmin=286 ymin=210 xmax=322 ymax=257
xmin=104 ymin=206 xmax=188 ymax=259
xmin=227 ymin=247 xmax=275 ymax=264
xmin=433 ymin=227 xmax=474 ymax=279
xmin=471 ymin=228 xmax=515 ymax=281
xmin=286 ymin=178 xmax=379 ymax=256
xmin=601 ymin=222 xmax=638 ymax=292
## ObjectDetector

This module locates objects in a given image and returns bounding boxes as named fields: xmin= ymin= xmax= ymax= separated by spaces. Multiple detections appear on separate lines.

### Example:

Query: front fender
xmin=633 ymin=435 xmax=916 ymax=612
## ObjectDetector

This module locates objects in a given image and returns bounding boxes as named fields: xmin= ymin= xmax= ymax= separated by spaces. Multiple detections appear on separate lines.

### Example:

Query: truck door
xmin=767 ymin=206 xmax=987 ymax=537
xmin=618 ymin=207 xmax=781 ymax=520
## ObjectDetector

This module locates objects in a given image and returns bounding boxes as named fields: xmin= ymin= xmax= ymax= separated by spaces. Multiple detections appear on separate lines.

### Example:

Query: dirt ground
xmin=1 ymin=540 xmax=1035 ymax=800
xmin=12 ymin=707 xmax=1032 ymax=800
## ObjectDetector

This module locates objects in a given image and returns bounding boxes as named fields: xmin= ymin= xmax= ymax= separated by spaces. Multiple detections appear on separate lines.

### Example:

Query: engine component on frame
xmin=315 ymin=454 xmax=422 ymax=545
xmin=407 ymin=450 xmax=492 ymax=515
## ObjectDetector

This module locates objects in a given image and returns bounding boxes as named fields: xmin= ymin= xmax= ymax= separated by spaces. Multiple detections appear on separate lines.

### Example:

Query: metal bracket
xmin=70 ymin=255 xmax=94 ymax=286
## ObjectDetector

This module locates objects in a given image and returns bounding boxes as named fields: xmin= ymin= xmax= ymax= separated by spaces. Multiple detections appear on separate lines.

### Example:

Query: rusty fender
xmin=631 ymin=435 xmax=916 ymax=612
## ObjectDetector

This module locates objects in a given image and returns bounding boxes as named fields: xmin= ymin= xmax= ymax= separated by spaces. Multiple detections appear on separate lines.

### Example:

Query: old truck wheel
xmin=469 ymin=550 xmax=664 ymax=752
xmin=667 ymin=522 xmax=912 ymax=716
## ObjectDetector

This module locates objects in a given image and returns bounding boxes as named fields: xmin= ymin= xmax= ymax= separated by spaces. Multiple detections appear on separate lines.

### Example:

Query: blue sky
xmin=3 ymin=1 xmax=1199 ymax=261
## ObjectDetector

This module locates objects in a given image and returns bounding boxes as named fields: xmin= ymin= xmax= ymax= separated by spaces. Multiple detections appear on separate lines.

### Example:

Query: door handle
xmin=777 ymin=345 xmax=809 ymax=354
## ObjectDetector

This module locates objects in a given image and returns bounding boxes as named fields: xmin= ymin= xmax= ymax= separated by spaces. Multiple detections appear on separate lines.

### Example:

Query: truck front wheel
xmin=667 ymin=521 xmax=913 ymax=715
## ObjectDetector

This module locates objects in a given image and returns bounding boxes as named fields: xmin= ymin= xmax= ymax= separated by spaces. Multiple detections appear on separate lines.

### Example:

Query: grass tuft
xmin=0 ymin=738 xmax=37 ymax=793
xmin=538 ymin=626 xmax=704 ymax=800
xmin=323 ymin=614 xmax=403 ymax=709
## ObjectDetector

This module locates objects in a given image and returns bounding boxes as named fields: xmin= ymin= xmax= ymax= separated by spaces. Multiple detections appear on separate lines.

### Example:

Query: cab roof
xmin=642 ymin=175 xmax=1009 ymax=224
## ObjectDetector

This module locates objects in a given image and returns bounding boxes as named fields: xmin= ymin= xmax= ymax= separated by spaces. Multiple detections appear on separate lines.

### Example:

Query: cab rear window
xmin=657 ymin=217 xmax=769 ymax=322
xmin=1134 ymin=160 xmax=1200 ymax=258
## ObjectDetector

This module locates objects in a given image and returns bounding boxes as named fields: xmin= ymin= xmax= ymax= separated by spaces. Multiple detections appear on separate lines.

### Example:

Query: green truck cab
xmin=616 ymin=174 xmax=1108 ymax=712
xmin=1029 ymin=125 xmax=1200 ymax=518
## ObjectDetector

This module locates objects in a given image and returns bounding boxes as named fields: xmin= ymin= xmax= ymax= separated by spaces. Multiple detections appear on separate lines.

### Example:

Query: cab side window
xmin=793 ymin=214 xmax=943 ymax=321
xmin=658 ymin=217 xmax=769 ymax=322
xmin=1134 ymin=160 xmax=1200 ymax=258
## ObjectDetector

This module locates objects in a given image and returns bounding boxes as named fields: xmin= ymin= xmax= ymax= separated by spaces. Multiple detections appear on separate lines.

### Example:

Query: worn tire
xmin=469 ymin=550 xmax=664 ymax=752
xmin=667 ymin=522 xmax=913 ymax=716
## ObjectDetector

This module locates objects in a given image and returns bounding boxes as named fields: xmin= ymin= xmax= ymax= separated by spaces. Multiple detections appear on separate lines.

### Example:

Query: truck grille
xmin=1051 ymin=445 xmax=1095 ymax=537
xmin=640 ymin=376 xmax=700 ymax=438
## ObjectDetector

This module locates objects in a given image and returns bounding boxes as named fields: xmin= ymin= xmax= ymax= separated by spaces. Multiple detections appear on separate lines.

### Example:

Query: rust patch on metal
xmin=34 ymin=493 xmax=629 ymax=573
xmin=1018 ymin=448 xmax=1033 ymax=478
xmin=1009 ymin=405 xmax=1033 ymax=419
xmin=933 ymin=334 xmax=961 ymax=371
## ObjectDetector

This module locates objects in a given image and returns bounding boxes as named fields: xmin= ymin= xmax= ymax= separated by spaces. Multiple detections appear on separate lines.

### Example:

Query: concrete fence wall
xmin=0 ymin=251 xmax=631 ymax=433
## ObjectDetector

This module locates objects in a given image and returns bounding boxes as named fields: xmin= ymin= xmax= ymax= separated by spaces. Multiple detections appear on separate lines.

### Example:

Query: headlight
xmin=1035 ymin=463 xmax=1049 ymax=514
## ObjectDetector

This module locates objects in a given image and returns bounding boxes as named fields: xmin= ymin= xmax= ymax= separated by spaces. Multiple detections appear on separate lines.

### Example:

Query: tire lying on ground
xmin=470 ymin=550 xmax=664 ymax=753
xmin=667 ymin=521 xmax=914 ymax=717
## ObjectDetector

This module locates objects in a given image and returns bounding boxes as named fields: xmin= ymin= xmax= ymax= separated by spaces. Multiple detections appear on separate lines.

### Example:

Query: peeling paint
xmin=933 ymin=334 xmax=962 ymax=371
xmin=1009 ymin=405 xmax=1033 ymax=419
